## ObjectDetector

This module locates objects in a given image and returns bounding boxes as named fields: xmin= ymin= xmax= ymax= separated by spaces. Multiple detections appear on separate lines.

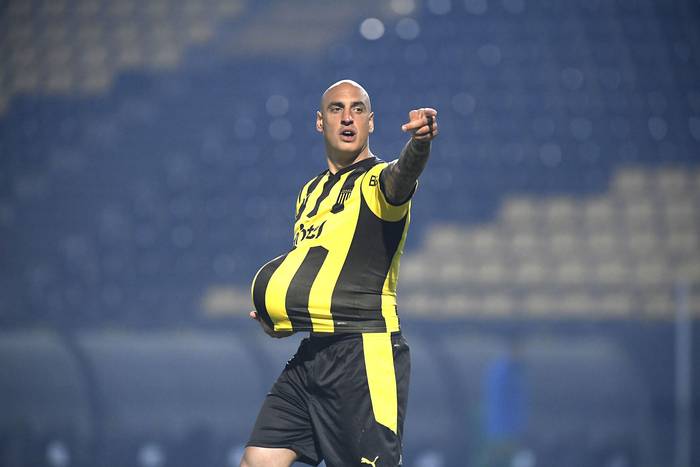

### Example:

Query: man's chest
xmin=293 ymin=180 xmax=362 ymax=248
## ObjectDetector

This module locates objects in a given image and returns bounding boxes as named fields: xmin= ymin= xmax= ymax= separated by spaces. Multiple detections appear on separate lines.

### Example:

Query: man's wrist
xmin=409 ymin=138 xmax=431 ymax=153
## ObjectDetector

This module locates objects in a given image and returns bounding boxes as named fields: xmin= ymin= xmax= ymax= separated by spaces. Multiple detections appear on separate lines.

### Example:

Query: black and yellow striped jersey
xmin=251 ymin=156 xmax=413 ymax=334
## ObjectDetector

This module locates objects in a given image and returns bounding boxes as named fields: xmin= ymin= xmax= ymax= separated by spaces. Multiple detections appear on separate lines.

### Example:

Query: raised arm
xmin=380 ymin=108 xmax=439 ymax=205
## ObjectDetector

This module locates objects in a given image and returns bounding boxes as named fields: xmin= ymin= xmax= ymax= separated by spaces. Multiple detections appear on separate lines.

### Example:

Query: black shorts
xmin=247 ymin=331 xmax=410 ymax=467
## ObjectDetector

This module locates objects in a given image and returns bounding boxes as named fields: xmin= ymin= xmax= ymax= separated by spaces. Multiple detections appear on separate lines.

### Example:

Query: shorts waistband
xmin=308 ymin=330 xmax=402 ymax=341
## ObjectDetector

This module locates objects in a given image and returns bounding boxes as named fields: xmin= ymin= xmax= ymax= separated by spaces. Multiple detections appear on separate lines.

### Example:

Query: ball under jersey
xmin=251 ymin=156 xmax=414 ymax=334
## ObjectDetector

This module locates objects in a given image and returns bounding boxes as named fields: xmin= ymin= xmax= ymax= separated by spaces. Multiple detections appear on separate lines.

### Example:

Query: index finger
xmin=401 ymin=108 xmax=438 ymax=131
xmin=402 ymin=119 xmax=425 ymax=132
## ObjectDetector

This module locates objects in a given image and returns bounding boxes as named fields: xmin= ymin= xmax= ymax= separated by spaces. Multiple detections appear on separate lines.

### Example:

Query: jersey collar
xmin=330 ymin=156 xmax=381 ymax=178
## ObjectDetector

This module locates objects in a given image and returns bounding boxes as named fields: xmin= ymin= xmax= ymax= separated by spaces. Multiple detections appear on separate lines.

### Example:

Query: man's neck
xmin=326 ymin=148 xmax=373 ymax=174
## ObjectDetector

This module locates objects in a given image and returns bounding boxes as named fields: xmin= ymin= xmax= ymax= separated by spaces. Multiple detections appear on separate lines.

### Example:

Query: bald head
xmin=320 ymin=80 xmax=371 ymax=113
xmin=316 ymin=79 xmax=375 ymax=170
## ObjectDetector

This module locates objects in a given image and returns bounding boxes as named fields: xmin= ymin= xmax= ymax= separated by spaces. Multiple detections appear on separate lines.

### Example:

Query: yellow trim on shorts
xmin=362 ymin=332 xmax=398 ymax=434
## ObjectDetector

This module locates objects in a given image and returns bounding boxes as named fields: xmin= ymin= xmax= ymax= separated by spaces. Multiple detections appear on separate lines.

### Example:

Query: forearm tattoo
xmin=381 ymin=139 xmax=431 ymax=205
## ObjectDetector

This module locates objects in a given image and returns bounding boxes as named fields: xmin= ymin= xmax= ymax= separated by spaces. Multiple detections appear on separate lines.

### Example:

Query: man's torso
xmin=251 ymin=156 xmax=413 ymax=334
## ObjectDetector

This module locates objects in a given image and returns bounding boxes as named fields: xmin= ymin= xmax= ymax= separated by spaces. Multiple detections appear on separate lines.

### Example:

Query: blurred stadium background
xmin=1 ymin=0 xmax=699 ymax=466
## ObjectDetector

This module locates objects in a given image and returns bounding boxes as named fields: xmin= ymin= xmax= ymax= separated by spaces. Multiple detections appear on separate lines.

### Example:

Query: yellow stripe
xmin=264 ymin=250 xmax=307 ymax=331
xmin=298 ymin=173 xmax=329 ymax=219
xmin=305 ymin=172 xmax=356 ymax=333
xmin=307 ymin=237 xmax=355 ymax=333
xmin=362 ymin=332 xmax=398 ymax=434
xmin=361 ymin=163 xmax=412 ymax=222
xmin=297 ymin=174 xmax=325 ymax=217
xmin=296 ymin=180 xmax=310 ymax=215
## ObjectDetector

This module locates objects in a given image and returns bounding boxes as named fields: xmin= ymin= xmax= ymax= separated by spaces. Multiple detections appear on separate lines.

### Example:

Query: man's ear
xmin=368 ymin=112 xmax=374 ymax=134
xmin=316 ymin=111 xmax=323 ymax=133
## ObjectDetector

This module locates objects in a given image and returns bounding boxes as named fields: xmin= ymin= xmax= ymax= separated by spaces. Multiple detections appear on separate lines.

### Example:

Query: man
xmin=241 ymin=80 xmax=438 ymax=467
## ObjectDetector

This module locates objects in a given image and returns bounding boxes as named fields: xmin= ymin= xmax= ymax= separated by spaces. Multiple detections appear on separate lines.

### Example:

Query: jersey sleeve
xmin=361 ymin=162 xmax=415 ymax=222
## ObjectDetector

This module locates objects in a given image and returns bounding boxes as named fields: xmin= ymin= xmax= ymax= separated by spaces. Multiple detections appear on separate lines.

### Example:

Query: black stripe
xmin=330 ymin=194 xmax=407 ymax=331
xmin=285 ymin=246 xmax=329 ymax=331
xmin=296 ymin=172 xmax=327 ymax=221
xmin=306 ymin=175 xmax=341 ymax=218
xmin=306 ymin=159 xmax=382 ymax=218
xmin=330 ymin=168 xmax=368 ymax=214
xmin=252 ymin=254 xmax=287 ymax=329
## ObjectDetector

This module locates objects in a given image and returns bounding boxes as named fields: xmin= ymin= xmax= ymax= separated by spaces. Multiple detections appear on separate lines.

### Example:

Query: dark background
xmin=1 ymin=0 xmax=699 ymax=466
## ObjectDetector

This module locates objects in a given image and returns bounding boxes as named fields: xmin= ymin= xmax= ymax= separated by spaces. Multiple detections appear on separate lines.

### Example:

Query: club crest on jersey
xmin=331 ymin=187 xmax=353 ymax=213
xmin=294 ymin=221 xmax=326 ymax=246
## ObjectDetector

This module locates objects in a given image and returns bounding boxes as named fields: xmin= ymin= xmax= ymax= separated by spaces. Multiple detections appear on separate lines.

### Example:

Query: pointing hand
xmin=401 ymin=107 xmax=438 ymax=142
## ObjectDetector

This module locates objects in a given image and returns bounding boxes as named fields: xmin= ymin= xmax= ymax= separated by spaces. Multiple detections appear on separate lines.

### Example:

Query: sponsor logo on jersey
xmin=294 ymin=221 xmax=326 ymax=246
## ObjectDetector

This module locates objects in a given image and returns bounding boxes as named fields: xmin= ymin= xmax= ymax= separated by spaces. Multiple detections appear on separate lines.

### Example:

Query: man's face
xmin=316 ymin=83 xmax=374 ymax=158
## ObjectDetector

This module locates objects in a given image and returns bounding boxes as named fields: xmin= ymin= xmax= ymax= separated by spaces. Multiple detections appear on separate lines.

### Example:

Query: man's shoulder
xmin=304 ymin=168 xmax=329 ymax=184
xmin=297 ymin=157 xmax=391 ymax=191
xmin=296 ymin=169 xmax=328 ymax=202
xmin=299 ymin=169 xmax=327 ymax=188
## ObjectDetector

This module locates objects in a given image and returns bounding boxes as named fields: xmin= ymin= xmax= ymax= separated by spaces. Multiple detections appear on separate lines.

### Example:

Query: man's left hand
xmin=249 ymin=310 xmax=294 ymax=339
xmin=401 ymin=108 xmax=438 ymax=142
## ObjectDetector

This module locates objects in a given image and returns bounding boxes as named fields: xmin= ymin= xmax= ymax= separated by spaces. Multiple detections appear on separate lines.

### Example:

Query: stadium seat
xmin=401 ymin=163 xmax=700 ymax=318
